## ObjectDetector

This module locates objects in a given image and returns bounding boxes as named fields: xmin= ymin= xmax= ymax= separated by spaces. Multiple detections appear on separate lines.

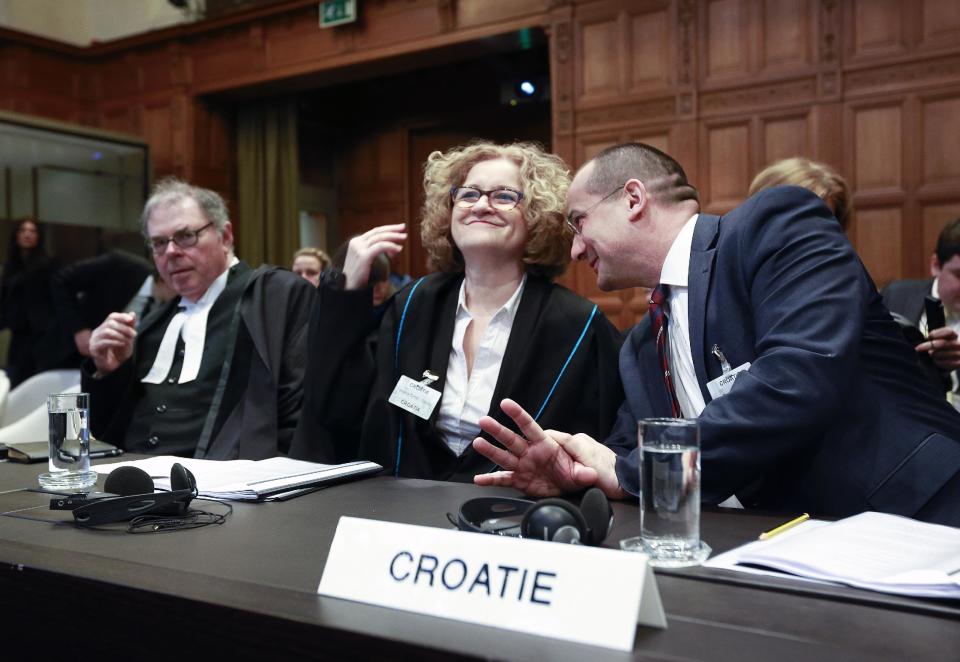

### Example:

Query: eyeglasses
xmin=146 ymin=222 xmax=214 ymax=255
xmin=566 ymin=186 xmax=624 ymax=235
xmin=450 ymin=186 xmax=524 ymax=211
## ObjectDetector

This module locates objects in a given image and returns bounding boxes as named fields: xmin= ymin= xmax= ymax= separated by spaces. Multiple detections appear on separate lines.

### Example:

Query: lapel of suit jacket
xmin=488 ymin=274 xmax=547 ymax=416
xmin=688 ymin=213 xmax=720 ymax=403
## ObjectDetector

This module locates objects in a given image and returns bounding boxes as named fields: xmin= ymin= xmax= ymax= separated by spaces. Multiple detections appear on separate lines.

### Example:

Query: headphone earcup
xmin=521 ymin=498 xmax=588 ymax=544
xmin=170 ymin=462 xmax=197 ymax=493
xmin=579 ymin=488 xmax=613 ymax=545
xmin=104 ymin=466 xmax=154 ymax=496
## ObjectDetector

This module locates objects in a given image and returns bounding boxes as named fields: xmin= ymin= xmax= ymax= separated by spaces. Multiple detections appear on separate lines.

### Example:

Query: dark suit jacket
xmin=881 ymin=278 xmax=932 ymax=325
xmin=291 ymin=272 xmax=624 ymax=481
xmin=880 ymin=277 xmax=949 ymax=392
xmin=605 ymin=186 xmax=960 ymax=525
xmin=51 ymin=250 xmax=152 ymax=335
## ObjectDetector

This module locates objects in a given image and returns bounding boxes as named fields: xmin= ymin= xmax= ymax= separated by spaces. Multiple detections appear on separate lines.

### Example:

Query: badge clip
xmin=420 ymin=370 xmax=439 ymax=385
xmin=711 ymin=344 xmax=732 ymax=374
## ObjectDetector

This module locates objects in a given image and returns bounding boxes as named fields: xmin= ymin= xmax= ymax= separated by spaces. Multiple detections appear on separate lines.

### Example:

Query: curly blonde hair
xmin=420 ymin=141 xmax=572 ymax=279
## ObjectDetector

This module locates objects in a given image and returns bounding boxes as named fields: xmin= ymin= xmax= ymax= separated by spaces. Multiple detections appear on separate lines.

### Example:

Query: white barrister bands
xmin=318 ymin=517 xmax=666 ymax=652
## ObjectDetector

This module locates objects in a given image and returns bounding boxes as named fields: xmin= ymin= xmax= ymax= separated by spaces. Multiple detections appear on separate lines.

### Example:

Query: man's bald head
xmin=584 ymin=143 xmax=699 ymax=207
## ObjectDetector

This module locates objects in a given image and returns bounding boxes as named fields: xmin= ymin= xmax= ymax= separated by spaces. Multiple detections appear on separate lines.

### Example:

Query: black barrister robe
xmin=83 ymin=263 xmax=316 ymax=460
xmin=291 ymin=272 xmax=624 ymax=482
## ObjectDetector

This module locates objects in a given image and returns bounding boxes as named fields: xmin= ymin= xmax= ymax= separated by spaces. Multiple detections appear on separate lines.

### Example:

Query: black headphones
xmin=52 ymin=463 xmax=198 ymax=527
xmin=456 ymin=488 xmax=613 ymax=546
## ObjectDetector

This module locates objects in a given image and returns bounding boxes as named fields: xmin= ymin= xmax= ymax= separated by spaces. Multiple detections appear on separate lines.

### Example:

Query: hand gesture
xmin=916 ymin=326 xmax=960 ymax=371
xmin=343 ymin=223 xmax=407 ymax=290
xmin=472 ymin=398 xmax=626 ymax=499
xmin=89 ymin=312 xmax=137 ymax=376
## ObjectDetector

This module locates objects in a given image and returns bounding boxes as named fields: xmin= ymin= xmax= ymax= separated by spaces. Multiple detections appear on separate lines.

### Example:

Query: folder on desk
xmin=705 ymin=511 xmax=960 ymax=599
xmin=93 ymin=456 xmax=382 ymax=501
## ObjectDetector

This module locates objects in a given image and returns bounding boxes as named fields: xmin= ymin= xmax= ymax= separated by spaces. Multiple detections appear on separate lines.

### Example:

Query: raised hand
xmin=472 ymin=398 xmax=625 ymax=498
xmin=89 ymin=312 xmax=137 ymax=376
xmin=343 ymin=223 xmax=407 ymax=290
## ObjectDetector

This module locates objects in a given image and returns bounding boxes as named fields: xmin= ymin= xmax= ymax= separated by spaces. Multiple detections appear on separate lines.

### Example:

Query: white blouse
xmin=435 ymin=274 xmax=527 ymax=456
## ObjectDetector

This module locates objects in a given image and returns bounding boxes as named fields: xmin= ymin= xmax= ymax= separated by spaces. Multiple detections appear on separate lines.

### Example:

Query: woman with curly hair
xmin=292 ymin=141 xmax=623 ymax=481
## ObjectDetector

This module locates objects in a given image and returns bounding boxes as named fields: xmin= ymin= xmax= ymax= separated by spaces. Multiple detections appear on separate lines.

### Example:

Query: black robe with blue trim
xmin=291 ymin=271 xmax=624 ymax=482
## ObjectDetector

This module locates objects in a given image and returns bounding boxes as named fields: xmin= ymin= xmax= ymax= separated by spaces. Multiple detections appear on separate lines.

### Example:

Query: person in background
xmin=292 ymin=247 xmax=331 ymax=287
xmin=51 ymin=249 xmax=153 ymax=357
xmin=291 ymin=141 xmax=624 ymax=477
xmin=748 ymin=157 xmax=853 ymax=231
xmin=0 ymin=218 xmax=70 ymax=386
xmin=882 ymin=217 xmax=960 ymax=406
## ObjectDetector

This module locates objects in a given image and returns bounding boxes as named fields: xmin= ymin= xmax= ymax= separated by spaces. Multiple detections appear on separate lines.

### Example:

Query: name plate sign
xmin=317 ymin=517 xmax=666 ymax=651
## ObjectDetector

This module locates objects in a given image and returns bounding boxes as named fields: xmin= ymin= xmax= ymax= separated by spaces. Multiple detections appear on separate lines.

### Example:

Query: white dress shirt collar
xmin=659 ymin=214 xmax=699 ymax=287
xmin=141 ymin=256 xmax=238 ymax=385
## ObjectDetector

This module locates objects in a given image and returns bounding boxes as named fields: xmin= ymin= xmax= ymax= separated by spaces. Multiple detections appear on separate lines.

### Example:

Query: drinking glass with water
xmin=38 ymin=392 xmax=97 ymax=492
xmin=620 ymin=418 xmax=710 ymax=567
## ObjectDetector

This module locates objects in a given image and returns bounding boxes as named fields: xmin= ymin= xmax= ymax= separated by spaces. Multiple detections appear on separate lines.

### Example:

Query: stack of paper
xmin=705 ymin=511 xmax=960 ymax=598
xmin=93 ymin=456 xmax=382 ymax=501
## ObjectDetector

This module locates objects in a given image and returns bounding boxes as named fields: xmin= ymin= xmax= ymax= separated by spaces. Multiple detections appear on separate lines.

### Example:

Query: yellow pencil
xmin=758 ymin=513 xmax=810 ymax=540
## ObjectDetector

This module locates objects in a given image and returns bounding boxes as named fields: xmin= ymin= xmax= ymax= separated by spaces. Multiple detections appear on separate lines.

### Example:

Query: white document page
xmin=94 ymin=456 xmax=381 ymax=500
xmin=731 ymin=512 xmax=960 ymax=598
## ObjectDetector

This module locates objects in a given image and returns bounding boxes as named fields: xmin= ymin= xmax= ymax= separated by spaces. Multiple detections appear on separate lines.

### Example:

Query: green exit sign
xmin=320 ymin=0 xmax=357 ymax=28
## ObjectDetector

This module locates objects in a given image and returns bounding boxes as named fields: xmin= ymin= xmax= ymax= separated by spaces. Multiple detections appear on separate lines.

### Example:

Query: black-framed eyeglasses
xmin=450 ymin=186 xmax=524 ymax=211
xmin=566 ymin=186 xmax=624 ymax=235
xmin=146 ymin=222 xmax=214 ymax=255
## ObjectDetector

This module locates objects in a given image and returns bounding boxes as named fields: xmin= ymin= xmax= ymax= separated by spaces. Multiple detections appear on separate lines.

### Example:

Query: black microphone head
xmin=579 ymin=487 xmax=613 ymax=545
xmin=104 ymin=466 xmax=154 ymax=496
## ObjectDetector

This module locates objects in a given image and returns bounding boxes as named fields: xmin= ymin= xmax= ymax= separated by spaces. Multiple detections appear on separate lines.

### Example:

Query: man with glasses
xmin=84 ymin=178 xmax=315 ymax=460
xmin=473 ymin=142 xmax=960 ymax=525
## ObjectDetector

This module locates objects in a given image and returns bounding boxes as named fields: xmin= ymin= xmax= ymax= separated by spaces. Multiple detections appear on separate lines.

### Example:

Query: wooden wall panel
xmin=762 ymin=113 xmax=810 ymax=165
xmin=456 ymin=0 xmax=545 ymax=28
xmin=141 ymin=101 xmax=174 ymax=172
xmin=850 ymin=0 xmax=904 ymax=59
xmin=703 ymin=121 xmax=751 ymax=211
xmin=580 ymin=17 xmax=621 ymax=100
xmin=263 ymin=14 xmax=340 ymax=69
xmin=852 ymin=104 xmax=902 ymax=192
xmin=760 ymin=0 xmax=812 ymax=72
xmin=854 ymin=207 xmax=902 ymax=285
xmin=921 ymin=95 xmax=960 ymax=187
xmin=704 ymin=0 xmax=749 ymax=81
xmin=628 ymin=5 xmax=671 ymax=91
xmin=920 ymin=0 xmax=960 ymax=49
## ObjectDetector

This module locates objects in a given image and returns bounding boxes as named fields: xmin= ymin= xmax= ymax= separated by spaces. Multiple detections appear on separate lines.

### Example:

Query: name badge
xmin=706 ymin=362 xmax=751 ymax=399
xmin=389 ymin=375 xmax=442 ymax=419
xmin=318 ymin=516 xmax=666 ymax=651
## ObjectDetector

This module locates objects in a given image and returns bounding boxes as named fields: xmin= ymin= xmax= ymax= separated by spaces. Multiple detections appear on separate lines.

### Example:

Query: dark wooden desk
xmin=0 ymin=459 xmax=957 ymax=661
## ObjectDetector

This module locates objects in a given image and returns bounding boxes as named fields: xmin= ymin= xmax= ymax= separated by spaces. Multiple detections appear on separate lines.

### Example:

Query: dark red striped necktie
xmin=648 ymin=284 xmax=682 ymax=417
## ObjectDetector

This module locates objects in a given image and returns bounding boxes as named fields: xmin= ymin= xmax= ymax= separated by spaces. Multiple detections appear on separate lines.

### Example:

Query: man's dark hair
xmin=587 ymin=143 xmax=699 ymax=205
xmin=936 ymin=218 xmax=960 ymax=265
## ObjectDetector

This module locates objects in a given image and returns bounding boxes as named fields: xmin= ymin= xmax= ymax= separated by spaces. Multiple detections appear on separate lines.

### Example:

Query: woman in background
xmin=749 ymin=157 xmax=853 ymax=230
xmin=292 ymin=141 xmax=623 ymax=480
xmin=0 ymin=218 xmax=64 ymax=386
xmin=291 ymin=247 xmax=331 ymax=287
